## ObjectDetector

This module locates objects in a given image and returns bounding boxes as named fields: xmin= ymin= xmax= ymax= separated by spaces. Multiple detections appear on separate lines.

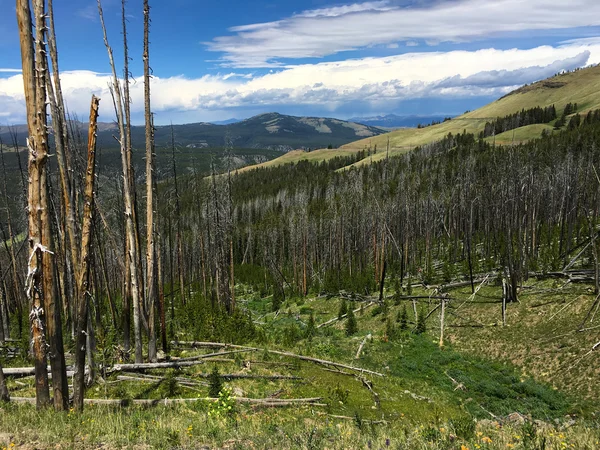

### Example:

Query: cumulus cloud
xmin=1 ymin=43 xmax=599 ymax=124
xmin=207 ymin=0 xmax=600 ymax=67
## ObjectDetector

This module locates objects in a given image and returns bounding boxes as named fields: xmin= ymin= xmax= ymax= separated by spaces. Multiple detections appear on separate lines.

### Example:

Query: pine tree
xmin=209 ymin=366 xmax=223 ymax=398
xmin=397 ymin=305 xmax=408 ymax=331
xmin=345 ymin=307 xmax=358 ymax=336
xmin=415 ymin=308 xmax=426 ymax=334
xmin=385 ymin=317 xmax=394 ymax=341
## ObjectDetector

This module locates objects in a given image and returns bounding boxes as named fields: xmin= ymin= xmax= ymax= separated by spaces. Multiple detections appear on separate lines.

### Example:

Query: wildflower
xmin=482 ymin=436 xmax=492 ymax=444
xmin=461 ymin=445 xmax=469 ymax=450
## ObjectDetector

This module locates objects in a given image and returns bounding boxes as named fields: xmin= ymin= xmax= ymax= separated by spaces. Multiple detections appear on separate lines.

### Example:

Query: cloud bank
xmin=0 ymin=43 xmax=598 ymax=125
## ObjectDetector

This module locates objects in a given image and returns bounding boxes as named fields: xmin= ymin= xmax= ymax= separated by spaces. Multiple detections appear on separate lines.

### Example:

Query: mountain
xmin=349 ymin=113 xmax=453 ymax=129
xmin=209 ymin=118 xmax=241 ymax=125
xmin=240 ymin=65 xmax=600 ymax=171
xmin=0 ymin=113 xmax=385 ymax=153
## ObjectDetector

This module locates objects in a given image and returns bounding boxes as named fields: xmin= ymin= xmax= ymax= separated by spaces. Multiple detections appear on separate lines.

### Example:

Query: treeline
xmin=416 ymin=117 xmax=452 ymax=128
xmin=479 ymin=105 xmax=557 ymax=138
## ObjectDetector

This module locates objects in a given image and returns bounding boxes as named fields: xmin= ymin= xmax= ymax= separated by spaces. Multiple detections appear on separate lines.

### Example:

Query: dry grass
xmin=240 ymin=65 xmax=600 ymax=173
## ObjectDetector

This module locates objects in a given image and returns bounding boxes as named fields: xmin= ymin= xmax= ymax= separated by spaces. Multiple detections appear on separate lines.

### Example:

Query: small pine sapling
xmin=346 ymin=307 xmax=358 ymax=336
xmin=209 ymin=366 xmax=223 ymax=398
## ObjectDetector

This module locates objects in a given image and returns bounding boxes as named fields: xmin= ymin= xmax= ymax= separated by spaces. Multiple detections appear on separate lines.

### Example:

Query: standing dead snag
xmin=0 ymin=361 xmax=9 ymax=402
xmin=17 ymin=0 xmax=67 ymax=409
xmin=73 ymin=96 xmax=100 ymax=412
xmin=144 ymin=0 xmax=158 ymax=362
xmin=98 ymin=0 xmax=143 ymax=364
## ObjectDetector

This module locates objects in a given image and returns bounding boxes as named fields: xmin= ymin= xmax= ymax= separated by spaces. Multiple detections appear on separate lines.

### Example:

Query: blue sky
xmin=2 ymin=0 xmax=600 ymax=125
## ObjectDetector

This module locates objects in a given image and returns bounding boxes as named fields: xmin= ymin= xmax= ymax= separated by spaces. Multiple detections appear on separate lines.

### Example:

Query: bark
xmin=17 ymin=0 xmax=52 ymax=409
xmin=170 ymin=341 xmax=385 ymax=377
xmin=73 ymin=95 xmax=100 ymax=412
xmin=98 ymin=0 xmax=143 ymax=364
xmin=143 ymin=0 xmax=157 ymax=363
xmin=10 ymin=396 xmax=324 ymax=407
xmin=439 ymin=298 xmax=445 ymax=348
xmin=0 ymin=362 xmax=9 ymax=402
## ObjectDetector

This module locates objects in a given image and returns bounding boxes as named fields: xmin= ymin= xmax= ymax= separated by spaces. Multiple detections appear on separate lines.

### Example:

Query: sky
xmin=2 ymin=0 xmax=600 ymax=125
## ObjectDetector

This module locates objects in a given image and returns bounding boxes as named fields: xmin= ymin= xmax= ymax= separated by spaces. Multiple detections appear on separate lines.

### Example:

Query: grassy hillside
xmin=241 ymin=65 xmax=600 ymax=171
xmin=1 ymin=279 xmax=598 ymax=448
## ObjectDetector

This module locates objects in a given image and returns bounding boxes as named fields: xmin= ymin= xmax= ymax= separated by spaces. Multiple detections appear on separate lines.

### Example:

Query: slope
xmin=240 ymin=64 xmax=600 ymax=171
xmin=0 ymin=113 xmax=385 ymax=153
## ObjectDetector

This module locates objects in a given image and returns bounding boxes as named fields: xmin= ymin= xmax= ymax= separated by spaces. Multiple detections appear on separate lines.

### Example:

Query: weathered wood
xmin=118 ymin=372 xmax=300 ymax=384
xmin=355 ymin=334 xmax=371 ymax=359
xmin=73 ymin=95 xmax=100 ymax=412
xmin=0 ymin=361 xmax=9 ymax=402
xmin=439 ymin=298 xmax=445 ymax=348
xmin=3 ymin=367 xmax=75 ymax=378
xmin=174 ymin=348 xmax=258 ymax=362
xmin=317 ymin=302 xmax=376 ymax=329
xmin=326 ymin=414 xmax=388 ymax=424
xmin=107 ymin=360 xmax=210 ymax=373
xmin=170 ymin=341 xmax=385 ymax=377
xmin=116 ymin=375 xmax=206 ymax=388
xmin=9 ymin=396 xmax=324 ymax=407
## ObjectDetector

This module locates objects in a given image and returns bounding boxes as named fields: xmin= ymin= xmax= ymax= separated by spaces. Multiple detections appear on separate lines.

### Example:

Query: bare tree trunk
xmin=144 ymin=0 xmax=157 ymax=362
xmin=17 ymin=0 xmax=51 ymax=409
xmin=98 ymin=0 xmax=143 ymax=364
xmin=439 ymin=297 xmax=445 ymax=348
xmin=0 ymin=361 xmax=9 ymax=402
xmin=73 ymin=95 xmax=100 ymax=412
xmin=157 ymin=240 xmax=167 ymax=353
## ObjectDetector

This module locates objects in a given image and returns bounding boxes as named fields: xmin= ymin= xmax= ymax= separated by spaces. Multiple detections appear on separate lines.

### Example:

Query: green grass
xmin=1 ymin=280 xmax=599 ymax=448
xmin=484 ymin=124 xmax=556 ymax=145
xmin=241 ymin=65 xmax=600 ymax=172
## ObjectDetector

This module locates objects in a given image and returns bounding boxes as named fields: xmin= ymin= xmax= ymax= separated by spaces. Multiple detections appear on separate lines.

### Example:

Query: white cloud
xmin=0 ymin=69 xmax=22 ymax=73
xmin=207 ymin=0 xmax=600 ymax=67
xmin=293 ymin=1 xmax=393 ymax=18
xmin=1 ymin=43 xmax=598 ymax=124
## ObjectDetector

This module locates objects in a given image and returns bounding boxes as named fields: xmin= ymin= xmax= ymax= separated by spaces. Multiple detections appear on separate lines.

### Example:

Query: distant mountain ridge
xmin=0 ymin=113 xmax=385 ymax=152
xmin=349 ymin=114 xmax=455 ymax=128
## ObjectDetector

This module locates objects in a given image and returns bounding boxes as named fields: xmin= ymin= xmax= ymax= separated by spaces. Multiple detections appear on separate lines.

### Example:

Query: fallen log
xmin=3 ymin=367 xmax=75 ymax=378
xmin=120 ymin=372 xmax=300 ymax=382
xmin=326 ymin=414 xmax=388 ymax=425
xmin=173 ymin=348 xmax=259 ymax=362
xmin=116 ymin=375 xmax=205 ymax=388
xmin=317 ymin=302 xmax=376 ymax=329
xmin=355 ymin=334 xmax=372 ymax=359
xmin=9 ymin=396 xmax=324 ymax=407
xmin=170 ymin=341 xmax=385 ymax=377
xmin=107 ymin=360 xmax=211 ymax=373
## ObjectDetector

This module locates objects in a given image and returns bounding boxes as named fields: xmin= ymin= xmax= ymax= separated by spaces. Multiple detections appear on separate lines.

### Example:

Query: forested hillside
xmin=3 ymin=1 xmax=600 ymax=448
xmin=241 ymin=65 xmax=600 ymax=172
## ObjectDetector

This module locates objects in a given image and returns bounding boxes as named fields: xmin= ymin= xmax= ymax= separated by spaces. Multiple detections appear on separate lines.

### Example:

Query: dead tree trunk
xmin=18 ymin=0 xmax=69 ymax=410
xmin=98 ymin=0 xmax=143 ymax=364
xmin=0 ymin=361 xmax=9 ymax=402
xmin=73 ymin=96 xmax=100 ymax=412
xmin=143 ymin=0 xmax=157 ymax=363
